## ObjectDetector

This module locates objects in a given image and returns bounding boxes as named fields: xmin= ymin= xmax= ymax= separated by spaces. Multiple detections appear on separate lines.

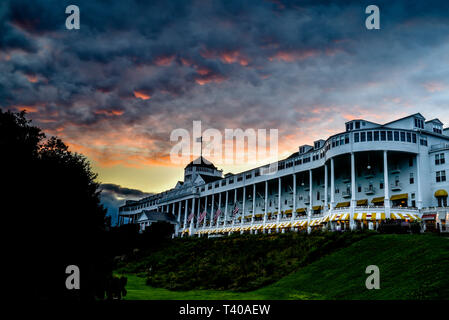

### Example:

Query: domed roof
xmin=185 ymin=156 xmax=217 ymax=170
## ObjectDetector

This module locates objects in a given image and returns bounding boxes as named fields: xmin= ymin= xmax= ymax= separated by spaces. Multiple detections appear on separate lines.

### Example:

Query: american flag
xmin=198 ymin=210 xmax=208 ymax=223
xmin=213 ymin=208 xmax=221 ymax=223
xmin=187 ymin=212 xmax=195 ymax=223
xmin=232 ymin=205 xmax=239 ymax=216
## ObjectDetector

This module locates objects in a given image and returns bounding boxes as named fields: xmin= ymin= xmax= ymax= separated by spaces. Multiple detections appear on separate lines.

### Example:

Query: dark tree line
xmin=1 ymin=110 xmax=113 ymax=300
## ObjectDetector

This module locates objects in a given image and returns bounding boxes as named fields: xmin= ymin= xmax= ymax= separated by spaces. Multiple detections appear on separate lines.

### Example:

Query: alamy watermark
xmin=170 ymin=121 xmax=279 ymax=175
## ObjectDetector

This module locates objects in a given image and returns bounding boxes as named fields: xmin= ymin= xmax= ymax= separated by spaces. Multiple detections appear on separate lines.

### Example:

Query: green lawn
xmin=120 ymin=234 xmax=449 ymax=300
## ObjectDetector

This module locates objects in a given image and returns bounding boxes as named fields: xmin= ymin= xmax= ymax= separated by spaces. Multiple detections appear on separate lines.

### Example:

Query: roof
xmin=383 ymin=112 xmax=425 ymax=126
xmin=139 ymin=210 xmax=177 ymax=224
xmin=425 ymin=118 xmax=443 ymax=125
xmin=185 ymin=156 xmax=217 ymax=170
xmin=198 ymin=174 xmax=222 ymax=184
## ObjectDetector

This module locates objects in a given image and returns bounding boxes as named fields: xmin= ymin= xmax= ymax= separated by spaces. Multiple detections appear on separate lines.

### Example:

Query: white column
xmin=383 ymin=150 xmax=391 ymax=217
xmin=308 ymin=169 xmax=312 ymax=234
xmin=324 ymin=164 xmax=328 ymax=213
xmin=242 ymin=186 xmax=246 ymax=223
xmin=350 ymin=152 xmax=356 ymax=230
xmin=277 ymin=177 xmax=281 ymax=232
xmin=416 ymin=153 xmax=422 ymax=209
xmin=203 ymin=196 xmax=208 ymax=228
xmin=196 ymin=197 xmax=200 ymax=228
xmin=210 ymin=194 xmax=215 ymax=227
xmin=251 ymin=184 xmax=256 ymax=225
xmin=172 ymin=203 xmax=177 ymax=235
xmin=292 ymin=173 xmax=296 ymax=222
xmin=330 ymin=158 xmax=335 ymax=211
xmin=184 ymin=199 xmax=188 ymax=228
xmin=177 ymin=202 xmax=181 ymax=235
xmin=191 ymin=197 xmax=196 ymax=236
xmin=216 ymin=193 xmax=221 ymax=227
xmin=264 ymin=180 xmax=268 ymax=226
xmin=224 ymin=191 xmax=229 ymax=227
xmin=232 ymin=188 xmax=237 ymax=226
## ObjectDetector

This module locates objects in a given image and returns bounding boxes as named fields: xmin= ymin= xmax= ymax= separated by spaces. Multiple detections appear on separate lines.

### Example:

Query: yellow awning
xmin=390 ymin=193 xmax=408 ymax=201
xmin=312 ymin=205 xmax=322 ymax=210
xmin=371 ymin=197 xmax=384 ymax=204
xmin=357 ymin=199 xmax=368 ymax=206
xmin=284 ymin=209 xmax=293 ymax=214
xmin=435 ymin=189 xmax=448 ymax=197
xmin=255 ymin=213 xmax=263 ymax=218
xmin=296 ymin=208 xmax=306 ymax=213
xmin=335 ymin=201 xmax=350 ymax=208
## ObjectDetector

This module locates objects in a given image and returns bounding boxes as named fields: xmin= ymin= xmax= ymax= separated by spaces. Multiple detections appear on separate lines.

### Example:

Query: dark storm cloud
xmin=1 ymin=0 xmax=449 ymax=169
xmin=99 ymin=183 xmax=152 ymax=225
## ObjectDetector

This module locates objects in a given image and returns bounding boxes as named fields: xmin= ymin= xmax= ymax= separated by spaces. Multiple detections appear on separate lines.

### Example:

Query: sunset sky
xmin=2 ymin=0 xmax=449 ymax=220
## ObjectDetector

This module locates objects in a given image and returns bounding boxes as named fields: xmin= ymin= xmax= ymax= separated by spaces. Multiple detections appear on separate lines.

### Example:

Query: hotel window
xmin=335 ymin=188 xmax=339 ymax=193
xmin=387 ymin=131 xmax=393 ymax=141
xmin=345 ymin=134 xmax=350 ymax=144
xmin=409 ymin=157 xmax=413 ymax=167
xmin=332 ymin=139 xmax=336 ymax=148
xmin=435 ymin=153 xmax=445 ymax=165
xmin=255 ymin=170 xmax=260 ymax=177
xmin=367 ymin=131 xmax=373 ymax=141
xmin=380 ymin=182 xmax=384 ymax=189
xmin=412 ymin=133 xmax=417 ymax=143
xmin=420 ymin=138 xmax=427 ymax=146
xmin=208 ymin=185 xmax=212 ymax=190
xmin=358 ymin=186 xmax=361 ymax=192
xmin=246 ymin=173 xmax=252 ymax=179
xmin=394 ymin=131 xmax=399 ymax=141
xmin=407 ymin=132 xmax=411 ymax=142
xmin=374 ymin=131 xmax=379 ymax=141
xmin=355 ymin=121 xmax=360 ymax=129
xmin=380 ymin=131 xmax=386 ymax=141
xmin=400 ymin=132 xmax=406 ymax=142
xmin=229 ymin=178 xmax=234 ymax=184
xmin=335 ymin=139 xmax=340 ymax=147
xmin=221 ymin=180 xmax=226 ymax=186
xmin=436 ymin=170 xmax=446 ymax=182
xmin=410 ymin=173 xmax=414 ymax=184
xmin=361 ymin=132 xmax=366 ymax=142
xmin=237 ymin=176 xmax=243 ymax=182
xmin=340 ymin=136 xmax=345 ymax=145
xmin=317 ymin=191 xmax=320 ymax=201
xmin=354 ymin=132 xmax=360 ymax=142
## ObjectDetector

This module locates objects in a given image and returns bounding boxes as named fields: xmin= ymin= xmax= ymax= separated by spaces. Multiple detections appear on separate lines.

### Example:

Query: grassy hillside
xmin=115 ymin=231 xmax=372 ymax=291
xmin=120 ymin=234 xmax=449 ymax=300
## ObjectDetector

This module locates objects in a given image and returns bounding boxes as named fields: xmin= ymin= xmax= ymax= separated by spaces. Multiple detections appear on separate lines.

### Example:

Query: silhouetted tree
xmin=1 ymin=110 xmax=110 ymax=300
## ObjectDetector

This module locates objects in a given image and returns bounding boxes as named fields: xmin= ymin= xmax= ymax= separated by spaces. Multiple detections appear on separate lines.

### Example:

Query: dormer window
xmin=414 ymin=118 xmax=424 ymax=129
xmin=355 ymin=121 xmax=360 ymax=129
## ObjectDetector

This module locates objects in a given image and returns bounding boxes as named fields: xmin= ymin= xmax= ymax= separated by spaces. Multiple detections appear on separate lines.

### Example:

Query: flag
xmin=213 ymin=208 xmax=221 ymax=223
xmin=187 ymin=212 xmax=195 ymax=223
xmin=198 ymin=210 xmax=207 ymax=223
xmin=232 ymin=205 xmax=239 ymax=216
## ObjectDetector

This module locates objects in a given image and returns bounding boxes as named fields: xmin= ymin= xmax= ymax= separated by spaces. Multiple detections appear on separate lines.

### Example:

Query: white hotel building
xmin=118 ymin=113 xmax=449 ymax=235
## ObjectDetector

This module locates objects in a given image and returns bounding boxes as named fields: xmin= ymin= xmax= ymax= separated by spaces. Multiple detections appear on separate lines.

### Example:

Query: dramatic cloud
xmin=1 ymin=0 xmax=449 ymax=192
xmin=99 ymin=183 xmax=152 ymax=225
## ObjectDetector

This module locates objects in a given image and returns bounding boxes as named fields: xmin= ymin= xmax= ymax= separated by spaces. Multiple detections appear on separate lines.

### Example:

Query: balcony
xmin=391 ymin=182 xmax=402 ymax=191
xmin=342 ymin=191 xmax=351 ymax=198
xmin=364 ymin=171 xmax=375 ymax=179
xmin=365 ymin=186 xmax=376 ymax=195
xmin=390 ymin=167 xmax=401 ymax=174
